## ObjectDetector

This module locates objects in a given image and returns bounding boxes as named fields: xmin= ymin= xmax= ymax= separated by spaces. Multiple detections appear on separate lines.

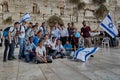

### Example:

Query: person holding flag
xmin=74 ymin=13 xmax=118 ymax=62
xmin=17 ymin=13 xmax=31 ymax=59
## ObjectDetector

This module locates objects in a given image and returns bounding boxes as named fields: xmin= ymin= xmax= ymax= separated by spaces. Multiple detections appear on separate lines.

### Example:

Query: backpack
xmin=3 ymin=26 xmax=14 ymax=37
xmin=19 ymin=25 xmax=28 ymax=33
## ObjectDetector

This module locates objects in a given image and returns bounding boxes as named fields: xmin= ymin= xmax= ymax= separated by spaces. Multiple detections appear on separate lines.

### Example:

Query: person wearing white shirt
xmin=25 ymin=37 xmax=36 ymax=63
xmin=41 ymin=22 xmax=48 ymax=35
xmin=55 ymin=39 xmax=65 ymax=59
xmin=3 ymin=22 xmax=19 ymax=62
xmin=51 ymin=28 xmax=60 ymax=39
xmin=8 ymin=25 xmax=17 ymax=60
xmin=43 ymin=34 xmax=51 ymax=55
xmin=51 ymin=22 xmax=61 ymax=39
xmin=17 ymin=21 xmax=27 ymax=59
xmin=49 ymin=37 xmax=56 ymax=50
xmin=35 ymin=39 xmax=52 ymax=63
xmin=26 ymin=25 xmax=37 ymax=41
xmin=43 ymin=34 xmax=50 ymax=47
xmin=35 ymin=23 xmax=43 ymax=34
xmin=18 ymin=25 xmax=25 ymax=38
xmin=60 ymin=25 xmax=69 ymax=45
xmin=47 ymin=36 xmax=58 ymax=59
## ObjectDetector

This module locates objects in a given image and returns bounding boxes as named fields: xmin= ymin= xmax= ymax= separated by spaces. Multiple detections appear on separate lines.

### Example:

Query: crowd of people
xmin=1 ymin=20 xmax=95 ymax=63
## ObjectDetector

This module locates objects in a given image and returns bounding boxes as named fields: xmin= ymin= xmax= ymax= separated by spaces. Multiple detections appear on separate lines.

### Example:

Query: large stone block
xmin=2 ymin=12 xmax=12 ymax=20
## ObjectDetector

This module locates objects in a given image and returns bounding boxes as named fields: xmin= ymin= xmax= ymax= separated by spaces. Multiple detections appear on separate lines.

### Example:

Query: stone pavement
xmin=0 ymin=47 xmax=120 ymax=80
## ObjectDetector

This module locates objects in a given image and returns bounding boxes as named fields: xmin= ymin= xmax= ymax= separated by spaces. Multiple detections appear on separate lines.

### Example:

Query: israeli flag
xmin=74 ymin=47 xmax=99 ymax=62
xmin=20 ymin=13 xmax=31 ymax=23
xmin=100 ymin=13 xmax=118 ymax=38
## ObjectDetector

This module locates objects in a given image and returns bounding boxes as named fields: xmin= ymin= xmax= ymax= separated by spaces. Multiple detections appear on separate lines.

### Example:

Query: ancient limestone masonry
xmin=0 ymin=0 xmax=120 ymax=30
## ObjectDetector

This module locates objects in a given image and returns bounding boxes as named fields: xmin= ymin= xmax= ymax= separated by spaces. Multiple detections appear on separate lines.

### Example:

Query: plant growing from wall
xmin=47 ymin=15 xmax=64 ymax=27
xmin=2 ymin=16 xmax=12 ymax=24
xmin=92 ymin=0 xmax=106 ymax=4
xmin=68 ymin=0 xmax=85 ymax=10
xmin=92 ymin=0 xmax=108 ymax=19
xmin=69 ymin=0 xmax=80 ymax=4
xmin=77 ymin=2 xmax=85 ymax=10
xmin=92 ymin=0 xmax=108 ymax=31
xmin=95 ymin=4 xmax=108 ymax=19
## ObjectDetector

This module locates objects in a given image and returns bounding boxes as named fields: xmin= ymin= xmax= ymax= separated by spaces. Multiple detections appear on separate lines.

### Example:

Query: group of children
xmin=3 ymin=21 xmax=79 ymax=63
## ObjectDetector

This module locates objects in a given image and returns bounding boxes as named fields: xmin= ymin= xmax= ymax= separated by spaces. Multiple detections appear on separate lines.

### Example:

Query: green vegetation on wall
xmin=47 ymin=15 xmax=64 ymax=27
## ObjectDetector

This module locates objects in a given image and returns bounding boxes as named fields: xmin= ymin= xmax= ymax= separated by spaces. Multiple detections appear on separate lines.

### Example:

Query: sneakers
xmin=3 ymin=60 xmax=6 ymax=62
xmin=12 ymin=56 xmax=16 ymax=60
xmin=8 ymin=56 xmax=16 ymax=60
xmin=8 ymin=58 xmax=13 ymax=60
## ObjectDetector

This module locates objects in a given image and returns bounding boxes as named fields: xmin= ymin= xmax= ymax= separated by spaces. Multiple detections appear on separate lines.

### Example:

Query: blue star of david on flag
xmin=108 ymin=23 xmax=114 ymax=28
xmin=100 ymin=13 xmax=118 ymax=38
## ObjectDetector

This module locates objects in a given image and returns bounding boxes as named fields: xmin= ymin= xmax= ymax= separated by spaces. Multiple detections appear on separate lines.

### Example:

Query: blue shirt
xmin=33 ymin=36 xmax=41 ymax=46
xmin=75 ymin=32 xmax=80 ymax=38
xmin=25 ymin=42 xmax=36 ymax=52
xmin=64 ymin=44 xmax=72 ymax=50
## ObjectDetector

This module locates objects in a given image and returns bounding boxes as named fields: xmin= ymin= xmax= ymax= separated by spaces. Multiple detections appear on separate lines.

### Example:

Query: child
xmin=47 ymin=36 xmax=57 ymax=58
xmin=35 ymin=39 xmax=52 ymax=63
xmin=25 ymin=37 xmax=36 ymax=63
xmin=64 ymin=40 xmax=73 ymax=56
xmin=55 ymin=39 xmax=66 ymax=59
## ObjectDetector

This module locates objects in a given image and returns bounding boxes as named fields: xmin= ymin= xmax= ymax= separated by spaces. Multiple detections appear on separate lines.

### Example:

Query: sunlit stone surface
xmin=0 ymin=46 xmax=120 ymax=80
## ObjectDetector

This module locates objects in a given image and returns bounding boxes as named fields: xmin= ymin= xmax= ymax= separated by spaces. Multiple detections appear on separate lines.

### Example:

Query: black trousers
xmin=46 ymin=47 xmax=57 ymax=58
xmin=60 ymin=37 xmax=68 ymax=45
xmin=3 ymin=39 xmax=11 ymax=61
xmin=0 ymin=39 xmax=2 ymax=47
xmin=36 ymin=56 xmax=52 ymax=63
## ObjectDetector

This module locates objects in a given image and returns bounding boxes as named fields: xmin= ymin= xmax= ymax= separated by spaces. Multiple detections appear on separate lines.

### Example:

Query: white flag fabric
xmin=20 ymin=13 xmax=31 ymax=23
xmin=74 ymin=47 xmax=99 ymax=62
xmin=100 ymin=13 xmax=118 ymax=38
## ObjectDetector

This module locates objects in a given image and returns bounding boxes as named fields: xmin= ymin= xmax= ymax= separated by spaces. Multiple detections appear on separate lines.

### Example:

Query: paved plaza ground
xmin=0 ymin=47 xmax=120 ymax=80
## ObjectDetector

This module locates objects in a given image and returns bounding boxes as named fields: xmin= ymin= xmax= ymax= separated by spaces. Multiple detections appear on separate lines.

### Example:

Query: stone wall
xmin=0 ymin=0 xmax=119 ymax=31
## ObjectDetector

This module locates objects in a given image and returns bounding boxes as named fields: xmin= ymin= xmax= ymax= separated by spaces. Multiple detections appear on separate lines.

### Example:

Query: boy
xmin=3 ymin=22 xmax=19 ymax=62
xmin=25 ymin=37 xmax=36 ymax=62
xmin=35 ymin=39 xmax=52 ymax=63
xmin=64 ymin=40 xmax=73 ymax=56
xmin=55 ymin=39 xmax=66 ymax=58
